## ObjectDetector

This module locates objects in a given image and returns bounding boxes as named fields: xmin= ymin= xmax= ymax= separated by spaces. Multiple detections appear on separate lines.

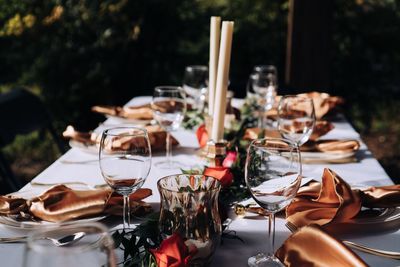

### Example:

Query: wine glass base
xmin=154 ymin=160 xmax=186 ymax=169
xmin=248 ymin=254 xmax=284 ymax=267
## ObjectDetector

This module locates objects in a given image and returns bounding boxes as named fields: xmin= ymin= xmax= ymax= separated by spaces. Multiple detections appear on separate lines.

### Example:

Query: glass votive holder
xmin=157 ymin=174 xmax=222 ymax=267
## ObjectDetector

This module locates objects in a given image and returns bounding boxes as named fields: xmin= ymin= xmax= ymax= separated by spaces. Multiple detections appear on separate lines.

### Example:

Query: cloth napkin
xmin=91 ymin=104 xmax=153 ymax=120
xmin=275 ymin=225 xmax=368 ymax=267
xmin=262 ymin=92 xmax=343 ymax=121
xmin=63 ymin=125 xmax=179 ymax=152
xmin=0 ymin=185 xmax=152 ymax=222
xmin=300 ymin=139 xmax=360 ymax=153
xmin=297 ymin=91 xmax=344 ymax=120
xmin=286 ymin=168 xmax=400 ymax=233
xmin=242 ymin=121 xmax=335 ymax=142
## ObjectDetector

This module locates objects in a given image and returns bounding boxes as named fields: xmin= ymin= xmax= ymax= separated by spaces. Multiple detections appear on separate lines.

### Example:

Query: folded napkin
xmin=92 ymin=104 xmax=153 ymax=120
xmin=275 ymin=225 xmax=368 ymax=267
xmin=286 ymin=168 xmax=400 ymax=233
xmin=63 ymin=125 xmax=179 ymax=152
xmin=0 ymin=185 xmax=152 ymax=222
xmin=297 ymin=91 xmax=344 ymax=120
xmin=301 ymin=139 xmax=360 ymax=153
xmin=261 ymin=92 xmax=343 ymax=121
xmin=243 ymin=121 xmax=335 ymax=142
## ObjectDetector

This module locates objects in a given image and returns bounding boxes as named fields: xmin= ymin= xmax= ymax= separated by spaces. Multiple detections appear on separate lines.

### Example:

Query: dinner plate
xmin=328 ymin=207 xmax=400 ymax=235
xmin=301 ymin=150 xmax=356 ymax=163
xmin=105 ymin=115 xmax=152 ymax=125
xmin=69 ymin=140 xmax=98 ymax=155
xmin=0 ymin=185 xmax=107 ymax=229
xmin=0 ymin=214 xmax=108 ymax=230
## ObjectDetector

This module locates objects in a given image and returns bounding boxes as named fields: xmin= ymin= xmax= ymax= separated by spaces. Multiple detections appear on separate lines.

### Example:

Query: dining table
xmin=0 ymin=96 xmax=398 ymax=267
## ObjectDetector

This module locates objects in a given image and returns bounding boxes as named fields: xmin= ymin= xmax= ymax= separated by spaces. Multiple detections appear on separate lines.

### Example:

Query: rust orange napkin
xmin=286 ymin=168 xmax=400 ymax=233
xmin=275 ymin=225 xmax=368 ymax=267
xmin=301 ymin=139 xmax=360 ymax=153
xmin=0 ymin=185 xmax=152 ymax=222
xmin=297 ymin=91 xmax=344 ymax=120
xmin=92 ymin=104 xmax=153 ymax=120
xmin=243 ymin=121 xmax=335 ymax=142
xmin=63 ymin=125 xmax=179 ymax=152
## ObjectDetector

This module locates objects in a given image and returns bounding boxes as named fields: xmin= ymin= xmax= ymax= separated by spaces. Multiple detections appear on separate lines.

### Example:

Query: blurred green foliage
xmin=0 ymin=0 xmax=288 ymax=131
xmin=0 ymin=0 xmax=399 ymax=182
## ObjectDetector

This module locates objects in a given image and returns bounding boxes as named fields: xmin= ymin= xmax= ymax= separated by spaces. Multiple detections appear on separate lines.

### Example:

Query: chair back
xmin=0 ymin=88 xmax=65 ymax=193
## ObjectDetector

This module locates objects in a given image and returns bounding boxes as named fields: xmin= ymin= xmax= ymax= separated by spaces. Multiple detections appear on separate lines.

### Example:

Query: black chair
xmin=0 ymin=88 xmax=66 ymax=193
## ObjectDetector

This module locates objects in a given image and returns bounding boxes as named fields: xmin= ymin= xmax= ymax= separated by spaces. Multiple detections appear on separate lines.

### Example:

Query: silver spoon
xmin=0 ymin=231 xmax=86 ymax=246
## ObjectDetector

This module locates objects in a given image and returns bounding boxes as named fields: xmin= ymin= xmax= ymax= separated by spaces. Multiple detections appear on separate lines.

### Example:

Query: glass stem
xmin=166 ymin=131 xmax=172 ymax=165
xmin=267 ymin=213 xmax=276 ymax=256
xmin=123 ymin=194 xmax=131 ymax=229
xmin=258 ymin=108 xmax=264 ymax=129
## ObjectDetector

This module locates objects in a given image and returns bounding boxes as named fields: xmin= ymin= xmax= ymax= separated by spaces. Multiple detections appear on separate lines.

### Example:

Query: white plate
xmin=301 ymin=150 xmax=356 ymax=163
xmin=1 ymin=185 xmax=107 ymax=229
xmin=69 ymin=140 xmax=98 ymax=155
xmin=105 ymin=115 xmax=152 ymax=125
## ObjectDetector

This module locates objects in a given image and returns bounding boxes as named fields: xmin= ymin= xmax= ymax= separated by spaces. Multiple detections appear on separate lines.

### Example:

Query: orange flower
xmin=204 ymin=166 xmax=233 ymax=187
xmin=196 ymin=124 xmax=208 ymax=148
xmin=150 ymin=233 xmax=197 ymax=267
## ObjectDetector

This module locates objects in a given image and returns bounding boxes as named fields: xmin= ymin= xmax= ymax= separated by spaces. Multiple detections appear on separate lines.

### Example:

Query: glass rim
xmin=279 ymin=94 xmax=314 ymax=102
xmin=102 ymin=126 xmax=149 ymax=138
xmin=248 ymin=137 xmax=300 ymax=151
xmin=154 ymin=86 xmax=184 ymax=93
xmin=26 ymin=222 xmax=113 ymax=253
xmin=157 ymin=174 xmax=221 ymax=193
xmin=185 ymin=65 xmax=208 ymax=71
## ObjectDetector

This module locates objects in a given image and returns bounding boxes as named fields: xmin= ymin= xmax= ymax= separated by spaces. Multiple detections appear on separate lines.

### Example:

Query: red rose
xmin=150 ymin=233 xmax=197 ymax=267
xmin=204 ymin=166 xmax=234 ymax=187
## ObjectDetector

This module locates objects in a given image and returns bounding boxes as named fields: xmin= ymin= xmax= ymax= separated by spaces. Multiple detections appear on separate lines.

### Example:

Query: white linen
xmin=0 ymin=96 xmax=397 ymax=267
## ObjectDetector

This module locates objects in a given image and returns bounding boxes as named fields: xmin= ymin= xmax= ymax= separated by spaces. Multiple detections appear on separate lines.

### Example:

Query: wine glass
xmin=151 ymin=86 xmax=186 ymax=169
xmin=277 ymin=95 xmax=316 ymax=146
xmin=247 ymin=65 xmax=278 ymax=129
xmin=23 ymin=222 xmax=116 ymax=267
xmin=183 ymin=65 xmax=208 ymax=112
xmin=99 ymin=127 xmax=151 ymax=229
xmin=245 ymin=138 xmax=302 ymax=267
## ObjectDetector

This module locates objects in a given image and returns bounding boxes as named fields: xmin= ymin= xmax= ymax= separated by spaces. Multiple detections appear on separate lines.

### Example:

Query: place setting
xmin=0 ymin=13 xmax=399 ymax=267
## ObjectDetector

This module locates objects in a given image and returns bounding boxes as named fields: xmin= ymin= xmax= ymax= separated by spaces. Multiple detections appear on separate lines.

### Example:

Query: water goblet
xmin=99 ymin=127 xmax=151 ymax=229
xmin=277 ymin=95 xmax=316 ymax=146
xmin=23 ymin=222 xmax=116 ymax=267
xmin=183 ymin=65 xmax=208 ymax=112
xmin=151 ymin=86 xmax=186 ymax=169
xmin=245 ymin=138 xmax=302 ymax=267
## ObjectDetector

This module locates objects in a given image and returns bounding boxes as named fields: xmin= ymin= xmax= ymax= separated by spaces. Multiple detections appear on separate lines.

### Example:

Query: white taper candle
xmin=211 ymin=21 xmax=234 ymax=141
xmin=208 ymin=16 xmax=221 ymax=116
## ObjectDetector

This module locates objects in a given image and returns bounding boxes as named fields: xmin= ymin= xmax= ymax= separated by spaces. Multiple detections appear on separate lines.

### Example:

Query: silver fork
xmin=285 ymin=221 xmax=400 ymax=260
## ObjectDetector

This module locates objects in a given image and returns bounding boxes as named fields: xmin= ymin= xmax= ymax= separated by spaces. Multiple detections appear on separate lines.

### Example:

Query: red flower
xmin=204 ymin=166 xmax=234 ymax=187
xmin=196 ymin=124 xmax=208 ymax=148
xmin=222 ymin=151 xmax=237 ymax=168
xmin=150 ymin=233 xmax=197 ymax=267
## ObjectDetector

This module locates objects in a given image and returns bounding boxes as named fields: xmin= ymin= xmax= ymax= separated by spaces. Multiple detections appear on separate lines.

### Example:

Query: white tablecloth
xmin=0 ymin=96 xmax=398 ymax=266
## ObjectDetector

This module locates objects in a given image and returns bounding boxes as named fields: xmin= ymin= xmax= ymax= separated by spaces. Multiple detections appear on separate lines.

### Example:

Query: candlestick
xmin=211 ymin=21 xmax=234 ymax=142
xmin=206 ymin=140 xmax=227 ymax=167
xmin=208 ymin=16 xmax=221 ymax=117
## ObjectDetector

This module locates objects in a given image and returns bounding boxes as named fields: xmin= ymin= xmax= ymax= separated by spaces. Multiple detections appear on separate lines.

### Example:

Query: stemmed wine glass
xmin=183 ymin=65 xmax=208 ymax=112
xmin=23 ymin=222 xmax=116 ymax=267
xmin=99 ymin=127 xmax=151 ymax=229
xmin=245 ymin=138 xmax=302 ymax=267
xmin=277 ymin=95 xmax=316 ymax=146
xmin=247 ymin=65 xmax=278 ymax=129
xmin=151 ymin=86 xmax=186 ymax=169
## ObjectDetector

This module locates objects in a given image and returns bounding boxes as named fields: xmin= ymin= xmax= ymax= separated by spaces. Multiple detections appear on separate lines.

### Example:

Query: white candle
xmin=211 ymin=21 xmax=234 ymax=142
xmin=208 ymin=16 xmax=221 ymax=116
